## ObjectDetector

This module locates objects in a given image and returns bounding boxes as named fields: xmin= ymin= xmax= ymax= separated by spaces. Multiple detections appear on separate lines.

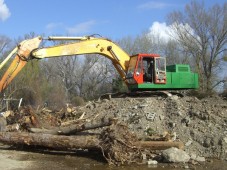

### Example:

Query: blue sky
xmin=0 ymin=0 xmax=226 ymax=40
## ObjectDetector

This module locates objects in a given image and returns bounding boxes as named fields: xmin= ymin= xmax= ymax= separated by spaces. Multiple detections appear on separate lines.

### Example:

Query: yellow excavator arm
xmin=0 ymin=36 xmax=131 ymax=92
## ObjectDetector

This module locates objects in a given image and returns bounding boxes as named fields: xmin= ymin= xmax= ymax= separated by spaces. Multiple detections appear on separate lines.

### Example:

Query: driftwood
xmin=0 ymin=132 xmax=100 ymax=150
xmin=29 ymin=117 xmax=116 ymax=135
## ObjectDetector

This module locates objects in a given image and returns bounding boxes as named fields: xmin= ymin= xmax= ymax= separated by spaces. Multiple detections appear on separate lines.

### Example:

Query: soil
xmin=65 ymin=94 xmax=227 ymax=160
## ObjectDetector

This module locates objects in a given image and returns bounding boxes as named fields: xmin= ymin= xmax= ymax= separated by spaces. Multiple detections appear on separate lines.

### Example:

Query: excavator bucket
xmin=0 ymin=37 xmax=42 ymax=92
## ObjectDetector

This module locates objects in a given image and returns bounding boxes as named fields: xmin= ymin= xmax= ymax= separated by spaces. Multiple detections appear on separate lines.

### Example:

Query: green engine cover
xmin=129 ymin=64 xmax=199 ymax=91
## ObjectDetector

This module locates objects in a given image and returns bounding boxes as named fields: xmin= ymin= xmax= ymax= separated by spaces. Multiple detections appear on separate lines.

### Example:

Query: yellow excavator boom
xmin=32 ymin=36 xmax=130 ymax=78
xmin=0 ymin=36 xmax=131 ymax=92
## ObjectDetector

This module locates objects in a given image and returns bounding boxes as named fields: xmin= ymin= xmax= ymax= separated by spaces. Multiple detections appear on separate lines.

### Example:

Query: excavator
xmin=0 ymin=35 xmax=199 ymax=94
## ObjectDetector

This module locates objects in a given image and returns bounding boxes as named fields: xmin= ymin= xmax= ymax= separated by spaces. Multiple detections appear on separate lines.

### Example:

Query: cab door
xmin=154 ymin=57 xmax=166 ymax=84
xmin=133 ymin=56 xmax=143 ymax=84
xmin=126 ymin=55 xmax=143 ymax=84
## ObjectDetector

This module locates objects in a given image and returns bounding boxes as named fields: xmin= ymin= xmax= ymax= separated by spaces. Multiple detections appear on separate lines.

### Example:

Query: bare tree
xmin=117 ymin=32 xmax=162 ymax=55
xmin=160 ymin=40 xmax=192 ymax=65
xmin=0 ymin=35 xmax=11 ymax=85
xmin=43 ymin=53 xmax=115 ymax=101
xmin=168 ymin=1 xmax=227 ymax=91
xmin=0 ymin=35 xmax=11 ymax=55
xmin=118 ymin=31 xmax=193 ymax=70
xmin=43 ymin=56 xmax=79 ymax=100
xmin=117 ymin=36 xmax=138 ymax=55
xmin=78 ymin=55 xmax=114 ymax=99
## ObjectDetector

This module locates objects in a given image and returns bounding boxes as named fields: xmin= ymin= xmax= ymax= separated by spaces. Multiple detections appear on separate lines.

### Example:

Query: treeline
xmin=0 ymin=1 xmax=226 ymax=107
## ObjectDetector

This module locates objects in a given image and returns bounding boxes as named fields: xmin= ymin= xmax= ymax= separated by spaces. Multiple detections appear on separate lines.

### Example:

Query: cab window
xmin=126 ymin=56 xmax=138 ymax=78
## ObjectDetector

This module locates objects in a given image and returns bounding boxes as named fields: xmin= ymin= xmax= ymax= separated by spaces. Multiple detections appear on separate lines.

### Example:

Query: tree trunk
xmin=0 ymin=132 xmax=100 ymax=150
xmin=29 ymin=117 xmax=116 ymax=135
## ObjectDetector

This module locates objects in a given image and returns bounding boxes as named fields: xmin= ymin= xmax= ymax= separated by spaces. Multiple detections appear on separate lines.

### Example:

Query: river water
xmin=19 ymin=150 xmax=227 ymax=170
xmin=0 ymin=145 xmax=226 ymax=170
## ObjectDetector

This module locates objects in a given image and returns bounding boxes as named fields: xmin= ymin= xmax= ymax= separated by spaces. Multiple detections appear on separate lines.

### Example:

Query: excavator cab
xmin=126 ymin=54 xmax=166 ymax=85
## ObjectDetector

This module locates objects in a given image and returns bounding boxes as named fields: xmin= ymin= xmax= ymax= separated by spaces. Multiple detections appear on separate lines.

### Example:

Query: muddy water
xmin=13 ymin=149 xmax=227 ymax=170
xmin=0 ymin=144 xmax=226 ymax=170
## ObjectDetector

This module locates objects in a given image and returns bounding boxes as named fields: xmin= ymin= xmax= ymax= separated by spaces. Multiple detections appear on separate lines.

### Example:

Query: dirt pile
xmin=2 ymin=95 xmax=227 ymax=163
xmin=65 ymin=95 xmax=227 ymax=160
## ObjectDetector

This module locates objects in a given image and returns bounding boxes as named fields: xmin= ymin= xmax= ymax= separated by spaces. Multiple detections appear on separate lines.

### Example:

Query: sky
xmin=0 ymin=0 xmax=226 ymax=40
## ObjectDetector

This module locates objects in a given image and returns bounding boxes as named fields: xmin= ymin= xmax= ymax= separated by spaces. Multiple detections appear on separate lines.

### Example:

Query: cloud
xmin=148 ymin=21 xmax=197 ymax=43
xmin=45 ymin=20 xmax=97 ymax=35
xmin=148 ymin=22 xmax=173 ymax=41
xmin=0 ymin=0 xmax=11 ymax=21
xmin=66 ymin=20 xmax=96 ymax=35
xmin=46 ymin=22 xmax=63 ymax=30
xmin=138 ymin=1 xmax=172 ymax=10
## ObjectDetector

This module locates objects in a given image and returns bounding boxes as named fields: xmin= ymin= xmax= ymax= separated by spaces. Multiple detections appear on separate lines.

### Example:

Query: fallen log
xmin=135 ymin=141 xmax=184 ymax=150
xmin=29 ymin=117 xmax=116 ymax=135
xmin=0 ymin=132 xmax=100 ymax=150
xmin=0 ymin=131 xmax=184 ymax=151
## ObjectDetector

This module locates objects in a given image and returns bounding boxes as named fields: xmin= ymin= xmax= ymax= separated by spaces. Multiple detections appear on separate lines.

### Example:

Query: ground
xmin=1 ymin=94 xmax=227 ymax=168
xmin=72 ymin=94 xmax=227 ymax=160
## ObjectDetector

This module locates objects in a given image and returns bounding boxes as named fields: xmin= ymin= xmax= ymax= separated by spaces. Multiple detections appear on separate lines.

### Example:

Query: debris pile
xmin=0 ymin=95 xmax=226 ymax=165
xmin=100 ymin=123 xmax=141 ymax=165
